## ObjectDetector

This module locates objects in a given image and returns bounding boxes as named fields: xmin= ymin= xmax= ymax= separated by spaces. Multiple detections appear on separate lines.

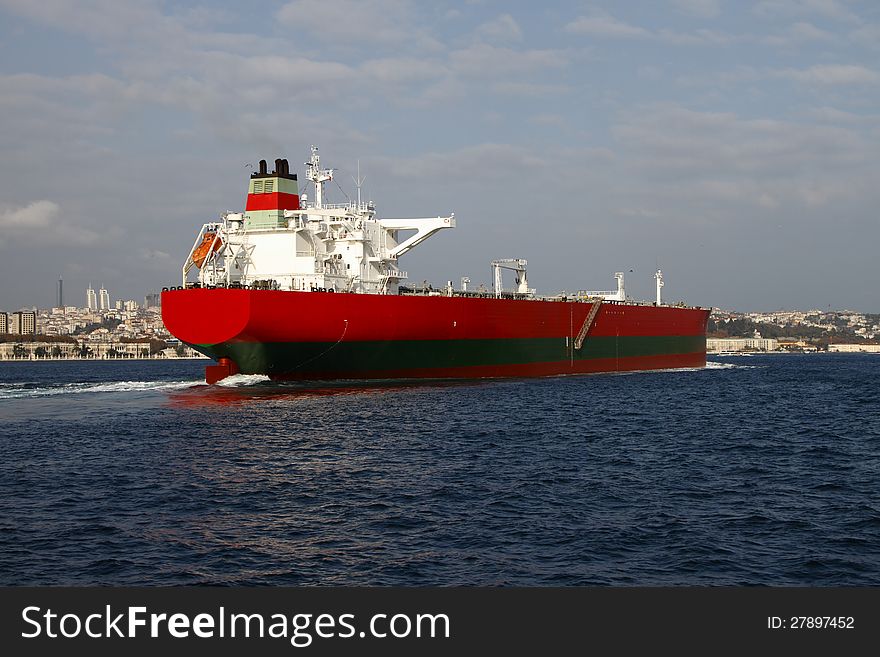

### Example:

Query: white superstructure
xmin=183 ymin=147 xmax=454 ymax=295
xmin=579 ymin=272 xmax=626 ymax=302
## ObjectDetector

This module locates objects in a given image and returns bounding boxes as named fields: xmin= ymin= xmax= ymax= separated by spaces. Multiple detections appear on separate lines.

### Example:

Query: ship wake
xmin=214 ymin=374 xmax=272 ymax=387
xmin=705 ymin=360 xmax=763 ymax=370
xmin=0 ymin=380 xmax=201 ymax=400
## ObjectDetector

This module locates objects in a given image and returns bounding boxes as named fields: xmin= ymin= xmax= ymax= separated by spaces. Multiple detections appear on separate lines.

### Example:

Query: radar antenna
xmin=305 ymin=145 xmax=334 ymax=209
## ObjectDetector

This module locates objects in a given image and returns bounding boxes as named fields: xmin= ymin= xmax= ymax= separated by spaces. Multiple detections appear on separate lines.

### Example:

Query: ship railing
xmin=321 ymin=202 xmax=373 ymax=212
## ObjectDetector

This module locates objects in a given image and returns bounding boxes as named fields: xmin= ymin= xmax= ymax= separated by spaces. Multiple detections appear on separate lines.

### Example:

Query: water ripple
xmin=0 ymin=354 xmax=878 ymax=585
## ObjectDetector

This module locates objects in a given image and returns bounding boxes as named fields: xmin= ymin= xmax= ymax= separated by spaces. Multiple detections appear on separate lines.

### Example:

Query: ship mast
xmin=654 ymin=269 xmax=664 ymax=306
xmin=305 ymin=145 xmax=333 ymax=209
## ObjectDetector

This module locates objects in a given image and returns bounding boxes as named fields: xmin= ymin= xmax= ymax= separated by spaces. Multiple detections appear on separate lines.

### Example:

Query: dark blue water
xmin=1 ymin=355 xmax=878 ymax=585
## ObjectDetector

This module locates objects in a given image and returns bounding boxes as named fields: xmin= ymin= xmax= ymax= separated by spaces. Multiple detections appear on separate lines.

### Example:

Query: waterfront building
xmin=706 ymin=337 xmax=778 ymax=352
xmin=828 ymin=344 xmax=880 ymax=353
xmin=86 ymin=285 xmax=97 ymax=311
xmin=99 ymin=287 xmax=110 ymax=311
xmin=0 ymin=312 xmax=7 ymax=333
xmin=10 ymin=311 xmax=37 ymax=335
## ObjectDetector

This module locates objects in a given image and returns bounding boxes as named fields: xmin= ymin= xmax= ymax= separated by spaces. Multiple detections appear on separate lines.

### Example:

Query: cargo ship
xmin=161 ymin=147 xmax=709 ymax=384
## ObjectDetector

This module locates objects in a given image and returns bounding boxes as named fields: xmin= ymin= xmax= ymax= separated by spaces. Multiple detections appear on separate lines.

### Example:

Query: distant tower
xmin=86 ymin=285 xmax=97 ymax=311
xmin=654 ymin=269 xmax=664 ymax=306
xmin=57 ymin=277 xmax=64 ymax=309
xmin=99 ymin=286 xmax=110 ymax=311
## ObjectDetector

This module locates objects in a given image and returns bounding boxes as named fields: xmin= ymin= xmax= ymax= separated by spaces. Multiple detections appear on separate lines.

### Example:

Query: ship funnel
xmin=245 ymin=155 xmax=301 ymax=229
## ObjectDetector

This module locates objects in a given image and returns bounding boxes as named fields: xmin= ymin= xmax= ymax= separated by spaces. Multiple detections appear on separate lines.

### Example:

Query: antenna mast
xmin=352 ymin=160 xmax=366 ymax=208
xmin=305 ymin=145 xmax=333 ymax=209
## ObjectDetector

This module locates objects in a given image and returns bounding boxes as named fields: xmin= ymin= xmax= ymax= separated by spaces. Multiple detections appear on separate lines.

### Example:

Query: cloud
xmin=753 ymin=0 xmax=862 ymax=23
xmin=374 ymin=143 xmax=548 ymax=182
xmin=0 ymin=0 xmax=161 ymax=40
xmin=0 ymin=200 xmax=102 ymax=247
xmin=850 ymin=23 xmax=880 ymax=49
xmin=449 ymin=44 xmax=570 ymax=77
xmin=564 ymin=10 xmax=734 ymax=45
xmin=0 ymin=200 xmax=59 ymax=228
xmin=671 ymin=0 xmax=722 ymax=18
xmin=762 ymin=21 xmax=837 ymax=46
xmin=138 ymin=248 xmax=171 ymax=260
xmin=610 ymin=103 xmax=874 ymax=209
xmin=490 ymin=81 xmax=572 ymax=96
xmin=776 ymin=64 xmax=879 ymax=85
xmin=475 ymin=14 xmax=523 ymax=43
xmin=276 ymin=0 xmax=438 ymax=50
xmin=656 ymin=28 xmax=734 ymax=45
xmin=359 ymin=57 xmax=447 ymax=85
xmin=804 ymin=106 xmax=880 ymax=124
xmin=529 ymin=113 xmax=567 ymax=127
xmin=565 ymin=12 xmax=650 ymax=38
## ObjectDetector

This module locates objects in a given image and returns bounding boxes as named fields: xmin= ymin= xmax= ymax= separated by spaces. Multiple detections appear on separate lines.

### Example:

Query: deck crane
xmin=491 ymin=258 xmax=530 ymax=298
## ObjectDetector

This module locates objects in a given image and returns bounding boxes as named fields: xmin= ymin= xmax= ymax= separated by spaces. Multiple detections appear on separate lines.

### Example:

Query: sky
xmin=0 ymin=0 xmax=878 ymax=312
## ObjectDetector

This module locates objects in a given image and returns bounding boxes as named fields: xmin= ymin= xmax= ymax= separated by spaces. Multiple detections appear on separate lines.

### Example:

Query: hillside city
xmin=1 ymin=284 xmax=879 ymax=359
xmin=708 ymin=309 xmax=880 ymax=353
xmin=0 ymin=285 xmax=202 ymax=360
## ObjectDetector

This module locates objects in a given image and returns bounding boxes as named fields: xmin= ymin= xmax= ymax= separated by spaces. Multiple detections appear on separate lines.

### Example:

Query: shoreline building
xmin=828 ymin=344 xmax=880 ymax=353
xmin=706 ymin=337 xmax=778 ymax=352
xmin=86 ymin=285 xmax=97 ymax=311
xmin=10 ymin=311 xmax=37 ymax=335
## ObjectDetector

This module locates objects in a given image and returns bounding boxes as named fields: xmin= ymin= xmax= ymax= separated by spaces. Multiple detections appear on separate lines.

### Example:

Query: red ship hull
xmin=162 ymin=289 xmax=709 ymax=382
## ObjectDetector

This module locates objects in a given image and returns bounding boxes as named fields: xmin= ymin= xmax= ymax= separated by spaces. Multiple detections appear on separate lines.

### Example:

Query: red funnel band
xmin=246 ymin=192 xmax=300 ymax=212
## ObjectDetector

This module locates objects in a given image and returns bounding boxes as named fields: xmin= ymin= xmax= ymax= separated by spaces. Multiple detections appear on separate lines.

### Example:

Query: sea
xmin=0 ymin=354 xmax=878 ymax=586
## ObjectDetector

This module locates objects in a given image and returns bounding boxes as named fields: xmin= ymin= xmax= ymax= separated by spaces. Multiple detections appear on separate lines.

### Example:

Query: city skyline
xmin=1 ymin=281 xmax=159 ymax=313
xmin=2 ymin=274 xmax=880 ymax=314
xmin=1 ymin=1 xmax=879 ymax=312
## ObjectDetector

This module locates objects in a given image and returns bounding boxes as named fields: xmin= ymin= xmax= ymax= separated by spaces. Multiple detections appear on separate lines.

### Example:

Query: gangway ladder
xmin=573 ymin=298 xmax=603 ymax=351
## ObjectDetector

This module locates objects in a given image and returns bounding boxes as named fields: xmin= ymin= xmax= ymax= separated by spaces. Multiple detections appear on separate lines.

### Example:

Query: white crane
xmin=491 ymin=259 xmax=530 ymax=298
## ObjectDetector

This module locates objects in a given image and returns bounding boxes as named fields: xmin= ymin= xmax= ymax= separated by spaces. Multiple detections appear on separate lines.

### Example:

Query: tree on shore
xmin=34 ymin=346 xmax=48 ymax=359
xmin=149 ymin=338 xmax=168 ymax=355
xmin=12 ymin=344 xmax=29 ymax=358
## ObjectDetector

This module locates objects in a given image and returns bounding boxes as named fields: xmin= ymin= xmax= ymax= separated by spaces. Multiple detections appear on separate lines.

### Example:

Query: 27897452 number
xmin=767 ymin=616 xmax=855 ymax=629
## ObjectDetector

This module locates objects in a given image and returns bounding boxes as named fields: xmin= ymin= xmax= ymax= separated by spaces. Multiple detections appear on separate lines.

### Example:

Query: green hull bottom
xmin=194 ymin=335 xmax=706 ymax=378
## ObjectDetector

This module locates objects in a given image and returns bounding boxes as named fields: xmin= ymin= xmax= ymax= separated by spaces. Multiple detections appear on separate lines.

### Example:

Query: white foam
xmin=705 ymin=360 xmax=760 ymax=370
xmin=0 ymin=380 xmax=201 ymax=400
xmin=214 ymin=374 xmax=271 ymax=387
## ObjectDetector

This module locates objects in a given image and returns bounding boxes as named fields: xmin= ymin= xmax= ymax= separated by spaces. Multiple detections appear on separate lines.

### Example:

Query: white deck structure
xmin=183 ymin=146 xmax=454 ymax=295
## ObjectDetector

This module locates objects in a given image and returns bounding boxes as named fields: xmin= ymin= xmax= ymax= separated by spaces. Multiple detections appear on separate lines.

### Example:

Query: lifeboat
xmin=192 ymin=232 xmax=222 ymax=268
